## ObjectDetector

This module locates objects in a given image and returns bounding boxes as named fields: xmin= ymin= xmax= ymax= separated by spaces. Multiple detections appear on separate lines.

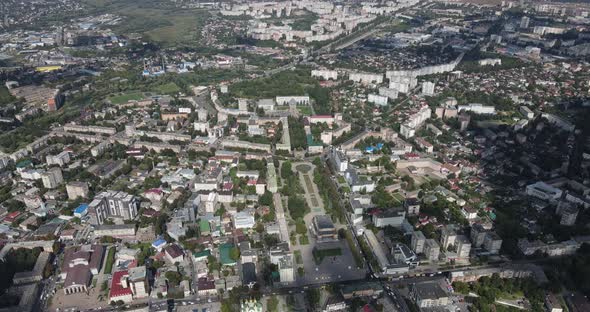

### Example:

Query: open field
xmin=155 ymin=82 xmax=181 ymax=95
xmin=82 ymin=0 xmax=209 ymax=47
xmin=107 ymin=91 xmax=145 ymax=104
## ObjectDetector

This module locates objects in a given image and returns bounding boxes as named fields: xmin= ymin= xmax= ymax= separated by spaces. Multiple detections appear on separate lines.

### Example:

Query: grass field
xmin=155 ymin=82 xmax=181 ymax=95
xmin=294 ymin=250 xmax=303 ymax=264
xmin=82 ymin=0 xmax=209 ymax=47
xmin=108 ymin=91 xmax=145 ymax=104
xmin=297 ymin=106 xmax=312 ymax=116
xmin=299 ymin=234 xmax=309 ymax=245
xmin=104 ymin=247 xmax=116 ymax=274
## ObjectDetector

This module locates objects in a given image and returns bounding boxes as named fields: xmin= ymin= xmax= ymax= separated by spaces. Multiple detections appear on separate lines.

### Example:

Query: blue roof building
xmin=152 ymin=237 xmax=167 ymax=251
xmin=74 ymin=204 xmax=89 ymax=218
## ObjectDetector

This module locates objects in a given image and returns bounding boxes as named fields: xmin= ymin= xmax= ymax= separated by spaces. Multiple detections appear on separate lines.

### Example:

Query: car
xmin=207 ymin=298 xmax=212 ymax=303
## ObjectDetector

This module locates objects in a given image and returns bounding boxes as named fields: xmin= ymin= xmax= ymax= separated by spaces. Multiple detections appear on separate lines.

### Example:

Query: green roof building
xmin=193 ymin=249 xmax=211 ymax=262
xmin=219 ymin=243 xmax=237 ymax=266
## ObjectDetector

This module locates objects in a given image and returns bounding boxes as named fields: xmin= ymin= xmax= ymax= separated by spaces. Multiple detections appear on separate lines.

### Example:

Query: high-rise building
xmin=411 ymin=231 xmax=426 ymax=254
xmin=470 ymin=224 xmax=487 ymax=248
xmin=456 ymin=235 xmax=472 ymax=258
xmin=520 ymin=16 xmax=530 ymax=29
xmin=422 ymin=81 xmax=435 ymax=96
xmin=278 ymin=254 xmax=294 ymax=283
xmin=423 ymin=239 xmax=440 ymax=262
xmin=88 ymin=191 xmax=138 ymax=225
xmin=483 ymin=232 xmax=502 ymax=254
xmin=440 ymin=224 xmax=457 ymax=249
xmin=41 ymin=167 xmax=63 ymax=189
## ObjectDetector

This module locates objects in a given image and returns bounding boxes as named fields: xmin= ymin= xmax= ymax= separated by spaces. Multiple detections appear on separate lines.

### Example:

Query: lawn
xmin=298 ymin=234 xmax=309 ymax=245
xmin=294 ymin=250 xmax=303 ymax=264
xmin=108 ymin=91 xmax=145 ymax=104
xmin=104 ymin=247 xmax=116 ymax=274
xmin=337 ymin=176 xmax=346 ymax=184
xmin=290 ymin=233 xmax=297 ymax=246
xmin=297 ymin=106 xmax=313 ymax=116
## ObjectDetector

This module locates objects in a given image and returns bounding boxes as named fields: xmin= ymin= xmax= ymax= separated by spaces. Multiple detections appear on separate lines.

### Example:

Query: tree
xmin=229 ymin=247 xmax=240 ymax=261
xmin=295 ymin=219 xmax=307 ymax=235
xmin=259 ymin=191 xmax=273 ymax=207
xmin=305 ymin=288 xmax=320 ymax=306
xmin=281 ymin=161 xmax=293 ymax=179
xmin=207 ymin=255 xmax=220 ymax=272
xmin=453 ymin=281 xmax=470 ymax=294
xmin=165 ymin=271 xmax=182 ymax=286
xmin=267 ymin=296 xmax=279 ymax=312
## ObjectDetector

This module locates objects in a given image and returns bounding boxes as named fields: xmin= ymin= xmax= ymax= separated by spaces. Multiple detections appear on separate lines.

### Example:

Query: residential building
xmin=424 ymin=239 xmax=440 ymax=262
xmin=197 ymin=277 xmax=217 ymax=296
xmin=483 ymin=232 xmax=503 ymax=254
xmin=66 ymin=181 xmax=90 ymax=200
xmin=520 ymin=106 xmax=534 ymax=119
xmin=557 ymin=202 xmax=579 ymax=226
xmin=411 ymin=231 xmax=426 ymax=254
xmin=373 ymin=208 xmax=405 ymax=228
xmin=233 ymin=211 xmax=255 ymax=229
xmin=422 ymin=81 xmax=435 ymax=95
xmin=278 ymin=254 xmax=295 ymax=283
xmin=165 ymin=244 xmax=184 ymax=263
xmin=368 ymin=94 xmax=388 ymax=106
xmin=88 ymin=191 xmax=139 ymax=225
xmin=404 ymin=198 xmax=420 ymax=216
xmin=455 ymin=235 xmax=472 ymax=258
xmin=440 ymin=225 xmax=458 ymax=249
xmin=330 ymin=149 xmax=348 ymax=172
xmin=409 ymin=281 xmax=450 ymax=308
xmin=393 ymin=243 xmax=419 ymax=267
xmin=526 ymin=182 xmax=563 ymax=201
xmin=545 ymin=293 xmax=563 ymax=312
xmin=470 ymin=224 xmax=487 ymax=248
xmin=46 ymin=151 xmax=71 ymax=166
xmin=41 ymin=167 xmax=63 ymax=189
xmin=457 ymin=103 xmax=495 ymax=114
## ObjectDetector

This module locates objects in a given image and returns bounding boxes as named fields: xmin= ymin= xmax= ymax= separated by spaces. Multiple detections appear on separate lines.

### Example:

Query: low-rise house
xmin=164 ymin=244 xmax=185 ymax=263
